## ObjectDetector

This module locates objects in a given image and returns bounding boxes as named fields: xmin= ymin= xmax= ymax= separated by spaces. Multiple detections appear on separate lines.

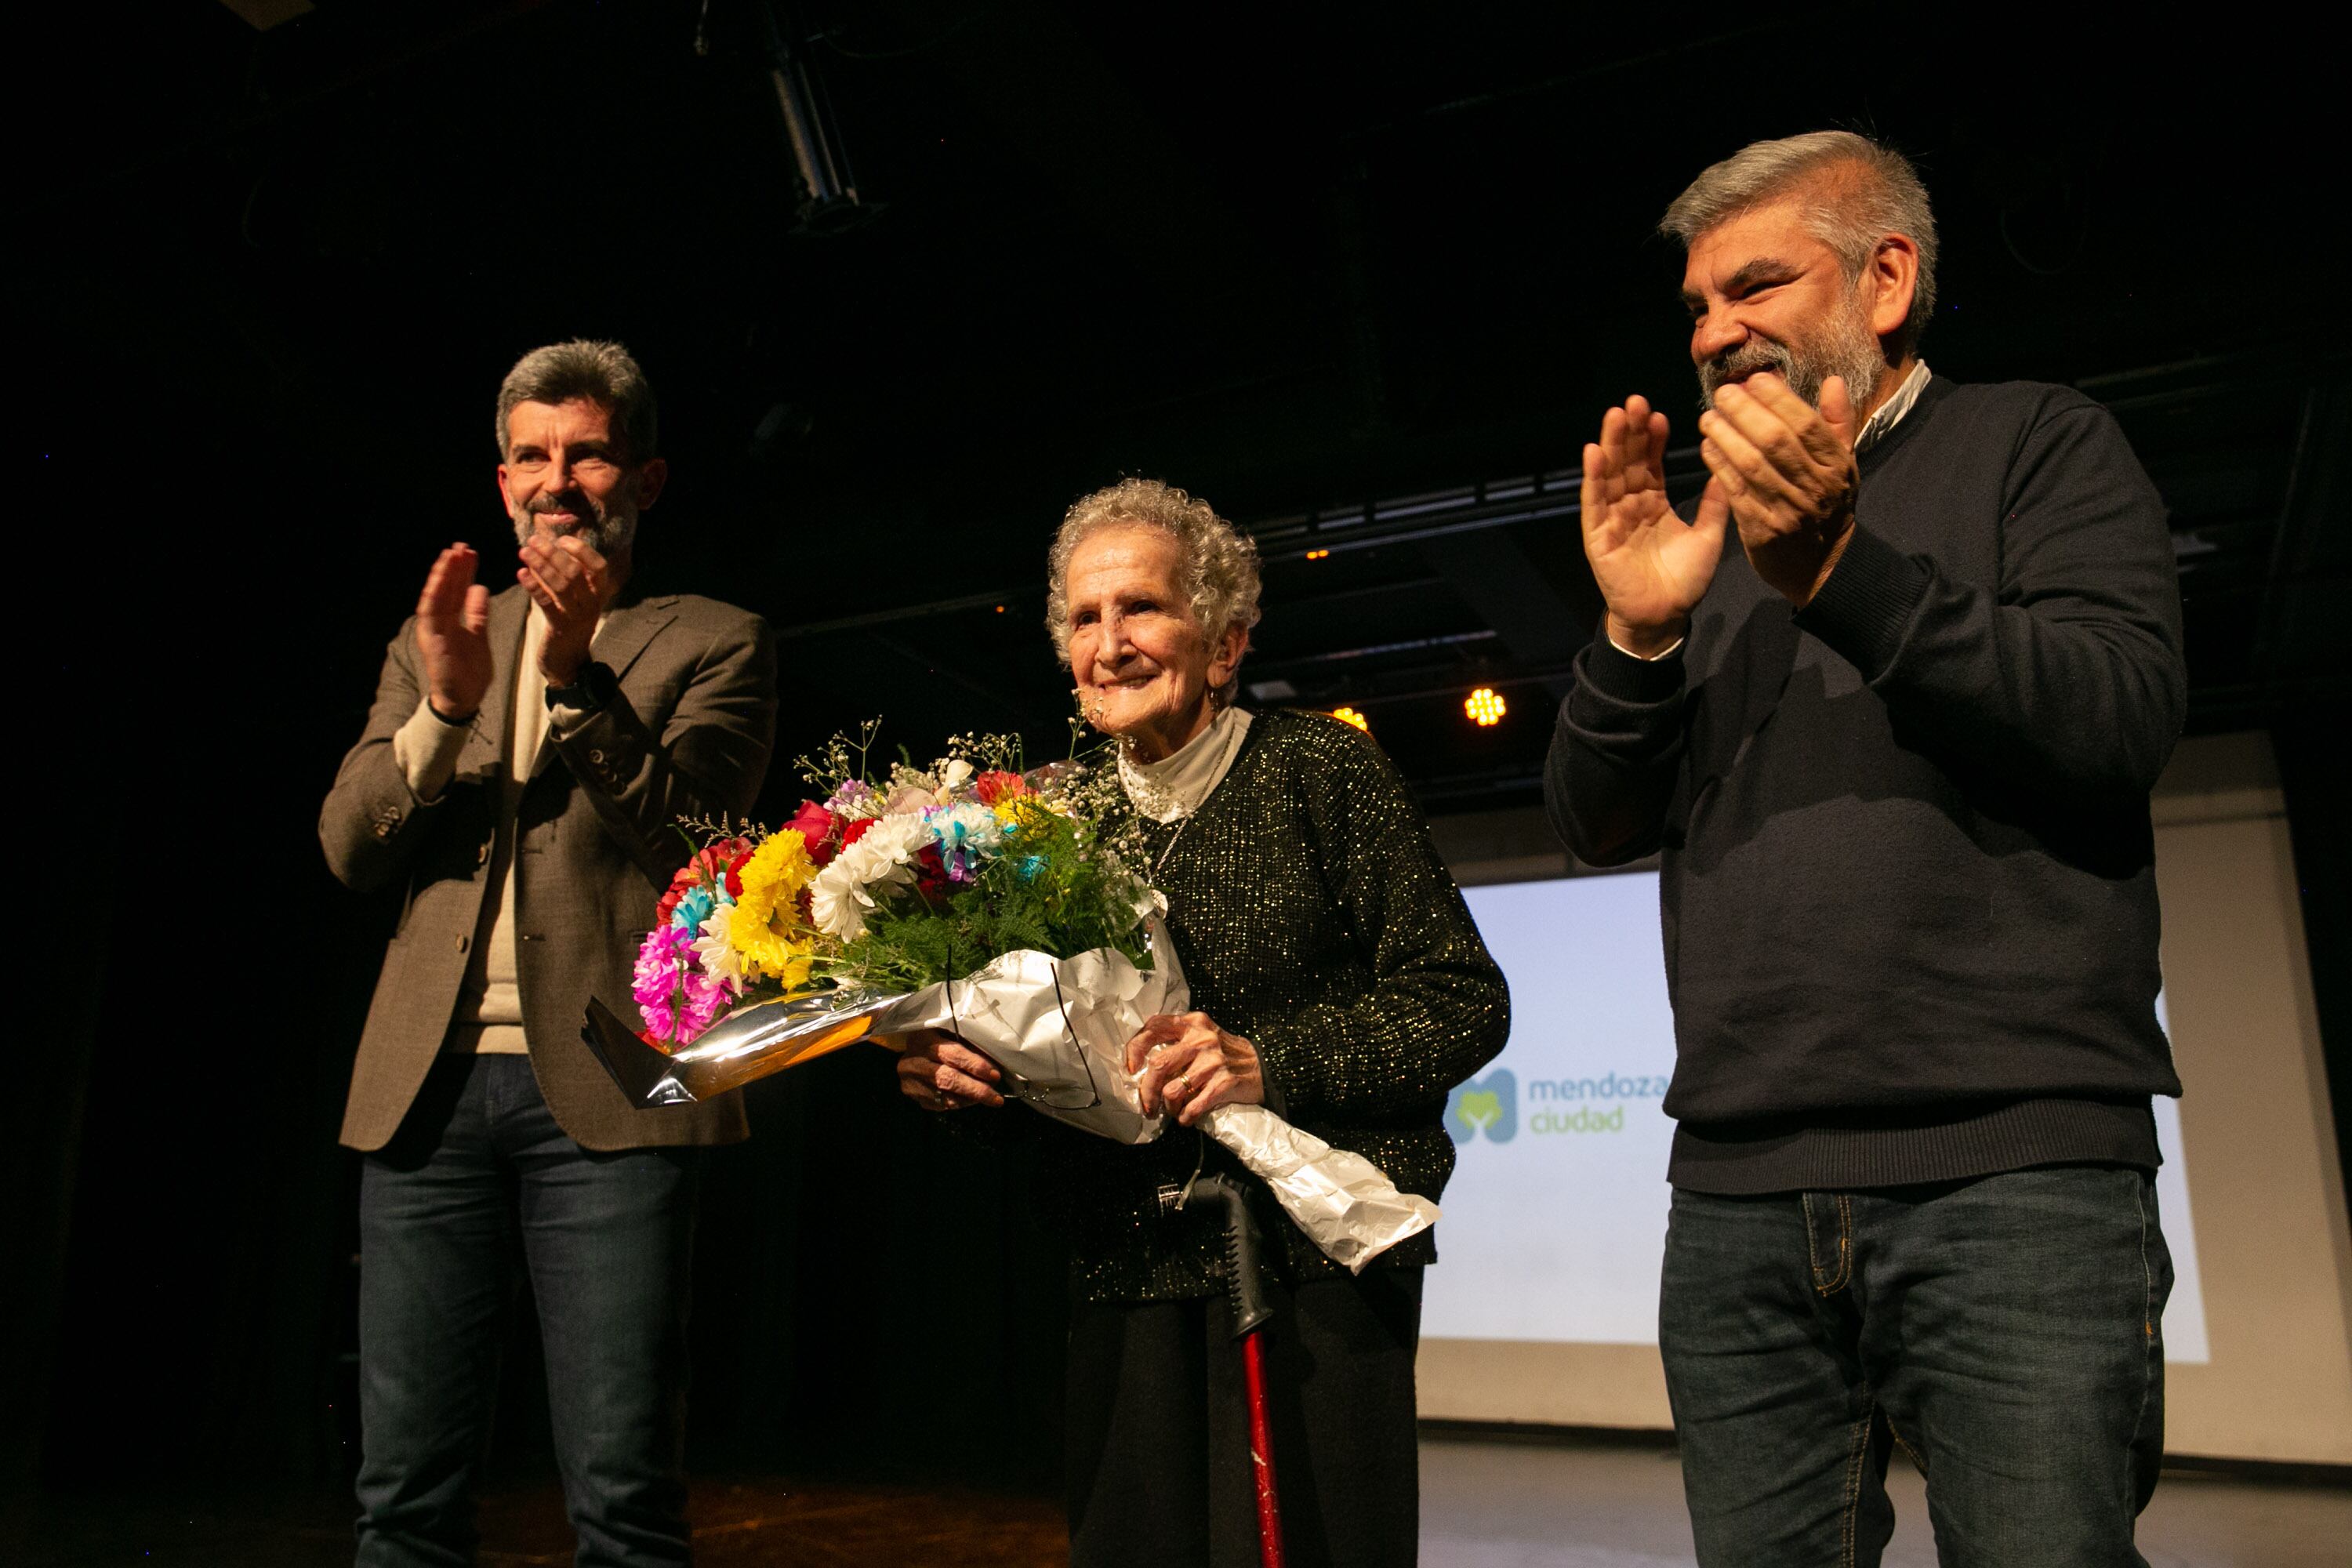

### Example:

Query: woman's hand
xmin=893 ymin=1028 xmax=1005 ymax=1112
xmin=1125 ymin=1012 xmax=1265 ymax=1127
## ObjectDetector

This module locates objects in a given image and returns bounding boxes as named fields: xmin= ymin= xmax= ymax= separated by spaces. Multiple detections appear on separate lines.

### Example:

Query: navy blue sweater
xmin=1544 ymin=376 xmax=2187 ymax=1192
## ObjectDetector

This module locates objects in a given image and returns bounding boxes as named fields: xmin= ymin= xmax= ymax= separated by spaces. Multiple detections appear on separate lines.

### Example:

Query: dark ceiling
xmin=30 ymin=2 xmax=2346 ymax=818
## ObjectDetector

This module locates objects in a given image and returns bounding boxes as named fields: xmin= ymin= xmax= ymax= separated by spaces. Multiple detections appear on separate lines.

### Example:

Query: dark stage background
xmin=14 ymin=0 xmax=2348 ymax=1526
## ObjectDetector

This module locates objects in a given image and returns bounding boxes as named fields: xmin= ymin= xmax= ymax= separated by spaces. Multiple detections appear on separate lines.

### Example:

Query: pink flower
xmin=633 ymin=924 xmax=735 ymax=1049
xmin=883 ymin=782 xmax=935 ymax=816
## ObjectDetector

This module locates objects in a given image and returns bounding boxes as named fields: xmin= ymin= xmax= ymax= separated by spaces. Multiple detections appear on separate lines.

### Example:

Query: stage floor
xmin=15 ymin=1439 xmax=2348 ymax=1565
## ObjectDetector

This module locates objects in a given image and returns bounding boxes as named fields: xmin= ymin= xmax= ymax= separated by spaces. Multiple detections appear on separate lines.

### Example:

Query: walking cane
xmin=1170 ymin=1173 xmax=1286 ymax=1568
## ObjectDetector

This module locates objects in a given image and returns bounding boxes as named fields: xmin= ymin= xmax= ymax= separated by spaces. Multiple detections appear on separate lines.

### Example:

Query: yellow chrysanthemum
xmin=996 ymin=795 xmax=1061 ymax=830
xmin=728 ymin=830 xmax=818 ymax=983
xmin=735 ymin=933 xmax=816 ymax=990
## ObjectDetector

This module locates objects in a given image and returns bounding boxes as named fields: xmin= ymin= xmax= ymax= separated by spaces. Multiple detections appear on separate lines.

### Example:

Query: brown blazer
xmin=321 ymin=582 xmax=775 ymax=1151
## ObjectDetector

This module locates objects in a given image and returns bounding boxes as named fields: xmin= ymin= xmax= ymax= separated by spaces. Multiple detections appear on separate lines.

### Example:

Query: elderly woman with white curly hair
xmin=898 ymin=477 xmax=1509 ymax=1566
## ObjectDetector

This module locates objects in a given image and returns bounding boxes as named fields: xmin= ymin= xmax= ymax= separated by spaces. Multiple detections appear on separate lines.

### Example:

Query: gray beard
xmin=513 ymin=492 xmax=638 ymax=556
xmin=1697 ymin=289 xmax=1886 ymax=414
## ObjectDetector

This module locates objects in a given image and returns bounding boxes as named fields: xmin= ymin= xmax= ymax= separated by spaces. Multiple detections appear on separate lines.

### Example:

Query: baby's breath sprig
xmin=793 ymin=717 xmax=883 ymax=795
xmin=942 ymin=731 xmax=1024 ymax=774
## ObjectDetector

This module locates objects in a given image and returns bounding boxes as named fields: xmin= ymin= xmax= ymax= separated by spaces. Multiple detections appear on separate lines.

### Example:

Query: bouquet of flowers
xmin=583 ymin=724 xmax=1439 ymax=1271
xmin=625 ymin=725 xmax=1149 ymax=1044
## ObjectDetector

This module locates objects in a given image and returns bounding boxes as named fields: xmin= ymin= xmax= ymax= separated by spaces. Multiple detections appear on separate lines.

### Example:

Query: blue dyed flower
xmin=671 ymin=884 xmax=717 ymax=933
xmin=925 ymin=802 xmax=1004 ymax=883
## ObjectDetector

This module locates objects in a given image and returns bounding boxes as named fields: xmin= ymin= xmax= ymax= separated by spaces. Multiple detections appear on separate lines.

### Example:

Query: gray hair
xmin=1662 ymin=130 xmax=1939 ymax=357
xmin=1046 ymin=477 xmax=1264 ymax=707
xmin=494 ymin=339 xmax=659 ymax=463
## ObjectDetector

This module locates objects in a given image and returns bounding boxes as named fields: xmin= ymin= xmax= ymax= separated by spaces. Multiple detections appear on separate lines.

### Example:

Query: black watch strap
xmin=546 ymin=660 xmax=617 ymax=713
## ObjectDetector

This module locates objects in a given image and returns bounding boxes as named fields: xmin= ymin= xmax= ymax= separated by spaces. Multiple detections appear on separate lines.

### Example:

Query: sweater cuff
xmin=1794 ymin=524 xmax=1934 ymax=682
xmin=391 ymin=695 xmax=471 ymax=804
xmin=1256 ymin=1058 xmax=1290 ymax=1119
xmin=1579 ymin=627 xmax=1689 ymax=706
xmin=1247 ymin=1018 xmax=1319 ymax=1121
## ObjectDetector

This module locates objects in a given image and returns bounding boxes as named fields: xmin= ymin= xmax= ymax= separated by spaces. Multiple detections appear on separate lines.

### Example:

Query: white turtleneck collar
xmin=1117 ymin=705 xmax=1254 ymax=825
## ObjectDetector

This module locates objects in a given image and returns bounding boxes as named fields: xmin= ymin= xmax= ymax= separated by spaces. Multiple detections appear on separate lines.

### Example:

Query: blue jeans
xmin=354 ymin=1054 xmax=702 ymax=1568
xmin=1659 ymin=1167 xmax=2169 ymax=1568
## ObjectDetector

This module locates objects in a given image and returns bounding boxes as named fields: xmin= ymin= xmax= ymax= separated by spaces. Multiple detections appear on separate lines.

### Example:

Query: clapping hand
xmin=518 ymin=532 xmax=611 ymax=688
xmin=416 ymin=543 xmax=493 ymax=722
xmin=1695 ymin=372 xmax=1860 ymax=605
xmin=1580 ymin=395 xmax=1731 ymax=656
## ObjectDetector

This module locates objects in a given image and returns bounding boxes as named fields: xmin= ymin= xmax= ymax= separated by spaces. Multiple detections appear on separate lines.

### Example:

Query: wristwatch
xmin=546 ymin=660 xmax=618 ymax=713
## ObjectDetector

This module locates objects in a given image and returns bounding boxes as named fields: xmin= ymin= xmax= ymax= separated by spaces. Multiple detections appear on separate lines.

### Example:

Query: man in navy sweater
xmin=1545 ymin=131 xmax=2185 ymax=1565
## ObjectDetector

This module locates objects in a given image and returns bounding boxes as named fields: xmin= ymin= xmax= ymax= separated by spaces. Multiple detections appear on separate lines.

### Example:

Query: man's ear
xmin=1867 ymin=234 xmax=1921 ymax=346
xmin=634 ymin=456 xmax=670 ymax=511
xmin=495 ymin=463 xmax=517 ymax=518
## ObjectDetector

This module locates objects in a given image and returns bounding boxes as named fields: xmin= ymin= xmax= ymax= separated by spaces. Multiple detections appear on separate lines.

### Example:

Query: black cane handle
xmin=1189 ymin=1174 xmax=1276 ymax=1340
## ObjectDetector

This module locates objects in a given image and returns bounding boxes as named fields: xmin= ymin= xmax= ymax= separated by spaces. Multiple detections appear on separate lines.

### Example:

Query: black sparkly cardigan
xmin=1011 ymin=707 xmax=1510 ymax=1304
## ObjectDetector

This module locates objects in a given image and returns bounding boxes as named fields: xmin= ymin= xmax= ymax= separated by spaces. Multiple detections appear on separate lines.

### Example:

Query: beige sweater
xmin=389 ymin=607 xmax=590 ymax=1053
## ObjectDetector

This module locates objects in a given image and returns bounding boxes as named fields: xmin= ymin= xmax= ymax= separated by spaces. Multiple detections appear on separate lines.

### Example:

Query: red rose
xmin=843 ymin=818 xmax=876 ymax=848
xmin=782 ymin=800 xmax=841 ymax=864
xmin=703 ymin=838 xmax=755 ymax=876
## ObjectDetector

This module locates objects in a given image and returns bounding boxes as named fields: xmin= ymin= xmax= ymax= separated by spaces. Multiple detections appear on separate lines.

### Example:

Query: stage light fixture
xmin=1331 ymin=706 xmax=1370 ymax=731
xmin=1305 ymin=548 xmax=1331 ymax=560
xmin=1465 ymin=687 xmax=1506 ymax=727
xmin=761 ymin=3 xmax=870 ymax=235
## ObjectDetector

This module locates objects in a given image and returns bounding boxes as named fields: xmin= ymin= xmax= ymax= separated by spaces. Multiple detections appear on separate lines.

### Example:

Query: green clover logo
xmin=1446 ymin=1070 xmax=1516 ymax=1144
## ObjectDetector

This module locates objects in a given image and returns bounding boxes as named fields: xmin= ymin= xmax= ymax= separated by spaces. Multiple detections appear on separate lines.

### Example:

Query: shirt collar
xmin=1853 ymin=360 xmax=1931 ymax=456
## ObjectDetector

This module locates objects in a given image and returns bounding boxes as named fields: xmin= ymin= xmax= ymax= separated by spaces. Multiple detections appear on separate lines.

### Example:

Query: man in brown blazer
xmin=321 ymin=340 xmax=775 ymax=1567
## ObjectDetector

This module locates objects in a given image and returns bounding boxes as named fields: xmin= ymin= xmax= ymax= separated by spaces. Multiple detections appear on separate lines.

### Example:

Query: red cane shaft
xmin=1240 ymin=1326 xmax=1286 ymax=1568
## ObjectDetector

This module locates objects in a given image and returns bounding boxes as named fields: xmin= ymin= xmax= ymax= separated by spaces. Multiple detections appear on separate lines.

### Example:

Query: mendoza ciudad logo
xmin=1447 ymin=1065 xmax=1670 ymax=1145
xmin=1446 ymin=1070 xmax=1516 ymax=1145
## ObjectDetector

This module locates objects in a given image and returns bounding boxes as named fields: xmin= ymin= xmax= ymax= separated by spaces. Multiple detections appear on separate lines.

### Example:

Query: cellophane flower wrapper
xmin=1196 ymin=1105 xmax=1439 ymax=1273
xmin=580 ymin=728 xmax=1440 ymax=1272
